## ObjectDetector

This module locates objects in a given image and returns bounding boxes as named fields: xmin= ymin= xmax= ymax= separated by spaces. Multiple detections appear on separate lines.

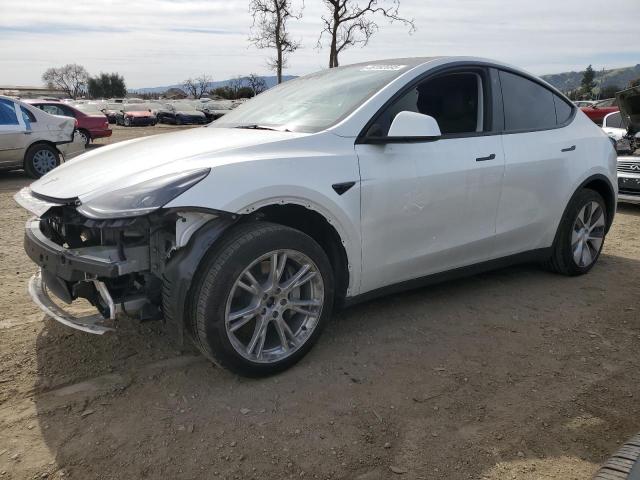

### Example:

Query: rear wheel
xmin=546 ymin=189 xmax=607 ymax=275
xmin=124 ymin=117 xmax=131 ymax=127
xmin=24 ymin=143 xmax=59 ymax=178
xmin=77 ymin=129 xmax=90 ymax=146
xmin=189 ymin=222 xmax=334 ymax=376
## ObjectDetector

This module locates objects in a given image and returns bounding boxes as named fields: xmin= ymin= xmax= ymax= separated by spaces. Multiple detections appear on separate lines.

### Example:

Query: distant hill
xmin=542 ymin=64 xmax=640 ymax=93
xmin=130 ymin=75 xmax=297 ymax=94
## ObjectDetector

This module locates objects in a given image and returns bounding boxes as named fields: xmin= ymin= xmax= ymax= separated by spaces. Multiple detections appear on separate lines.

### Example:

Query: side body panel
xmin=165 ymin=132 xmax=364 ymax=295
xmin=356 ymin=136 xmax=505 ymax=293
xmin=493 ymin=112 xmax=617 ymax=257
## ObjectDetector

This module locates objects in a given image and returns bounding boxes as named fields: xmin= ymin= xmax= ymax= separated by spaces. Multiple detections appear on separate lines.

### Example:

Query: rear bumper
xmin=89 ymin=128 xmax=112 ymax=139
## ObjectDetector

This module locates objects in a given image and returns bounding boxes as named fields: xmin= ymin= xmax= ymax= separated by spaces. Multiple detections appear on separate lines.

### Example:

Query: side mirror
xmin=362 ymin=111 xmax=441 ymax=144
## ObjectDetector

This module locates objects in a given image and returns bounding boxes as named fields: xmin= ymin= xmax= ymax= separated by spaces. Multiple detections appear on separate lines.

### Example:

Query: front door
xmin=356 ymin=69 xmax=505 ymax=293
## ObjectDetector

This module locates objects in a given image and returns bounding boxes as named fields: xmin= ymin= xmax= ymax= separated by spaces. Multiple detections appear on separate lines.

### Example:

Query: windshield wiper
xmin=233 ymin=124 xmax=290 ymax=132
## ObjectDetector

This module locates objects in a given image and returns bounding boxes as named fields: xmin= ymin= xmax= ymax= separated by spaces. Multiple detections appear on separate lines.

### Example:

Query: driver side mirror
xmin=362 ymin=111 xmax=442 ymax=144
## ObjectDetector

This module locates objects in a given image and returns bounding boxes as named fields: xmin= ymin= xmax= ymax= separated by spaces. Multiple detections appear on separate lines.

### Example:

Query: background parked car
xmin=573 ymin=100 xmax=596 ymax=108
xmin=197 ymin=101 xmax=233 ymax=121
xmin=602 ymin=111 xmax=635 ymax=154
xmin=156 ymin=101 xmax=208 ymax=125
xmin=115 ymin=104 xmax=157 ymax=126
xmin=0 ymin=95 xmax=83 ymax=177
xmin=102 ymin=103 xmax=121 ymax=124
xmin=580 ymin=97 xmax=619 ymax=125
xmin=26 ymin=100 xmax=111 ymax=146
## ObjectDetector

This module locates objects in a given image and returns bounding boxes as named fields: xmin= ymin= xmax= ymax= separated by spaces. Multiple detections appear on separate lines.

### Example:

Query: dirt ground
xmin=1 ymin=125 xmax=640 ymax=480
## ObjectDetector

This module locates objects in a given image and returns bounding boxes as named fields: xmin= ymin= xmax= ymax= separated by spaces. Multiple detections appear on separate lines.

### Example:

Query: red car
xmin=25 ymin=100 xmax=112 ymax=146
xmin=580 ymin=98 xmax=619 ymax=125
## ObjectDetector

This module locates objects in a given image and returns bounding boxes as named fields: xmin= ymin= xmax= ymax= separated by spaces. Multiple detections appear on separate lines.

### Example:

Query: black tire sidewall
xmin=556 ymin=189 xmax=607 ymax=275
xmin=191 ymin=222 xmax=335 ymax=376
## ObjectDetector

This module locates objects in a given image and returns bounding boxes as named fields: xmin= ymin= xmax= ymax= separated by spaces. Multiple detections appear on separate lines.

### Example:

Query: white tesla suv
xmin=15 ymin=57 xmax=617 ymax=376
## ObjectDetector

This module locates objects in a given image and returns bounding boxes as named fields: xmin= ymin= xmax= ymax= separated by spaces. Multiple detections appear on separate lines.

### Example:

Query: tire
xmin=188 ymin=221 xmax=334 ymax=377
xmin=124 ymin=117 xmax=131 ymax=127
xmin=546 ymin=189 xmax=607 ymax=276
xmin=24 ymin=143 xmax=60 ymax=178
xmin=77 ymin=129 xmax=90 ymax=147
xmin=175 ymin=116 xmax=182 ymax=125
xmin=593 ymin=433 xmax=640 ymax=479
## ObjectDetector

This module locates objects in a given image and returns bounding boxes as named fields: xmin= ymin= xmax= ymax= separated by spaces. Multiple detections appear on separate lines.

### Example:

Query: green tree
xmin=87 ymin=73 xmax=127 ymax=99
xmin=580 ymin=65 xmax=596 ymax=97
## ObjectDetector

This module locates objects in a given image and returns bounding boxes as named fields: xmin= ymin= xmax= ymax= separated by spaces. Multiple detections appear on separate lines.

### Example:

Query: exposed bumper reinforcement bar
xmin=28 ymin=270 xmax=115 ymax=335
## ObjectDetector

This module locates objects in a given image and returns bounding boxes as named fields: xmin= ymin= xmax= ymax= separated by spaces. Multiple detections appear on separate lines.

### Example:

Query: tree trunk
xmin=329 ymin=6 xmax=339 ymax=68
xmin=275 ymin=0 xmax=283 ymax=83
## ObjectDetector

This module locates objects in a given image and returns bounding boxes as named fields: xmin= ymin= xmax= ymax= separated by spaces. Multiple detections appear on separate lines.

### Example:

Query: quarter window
xmin=0 ymin=99 xmax=19 ymax=126
xmin=553 ymin=96 xmax=573 ymax=125
xmin=20 ymin=106 xmax=37 ymax=124
xmin=499 ymin=71 xmax=557 ymax=131
xmin=368 ymin=72 xmax=484 ymax=136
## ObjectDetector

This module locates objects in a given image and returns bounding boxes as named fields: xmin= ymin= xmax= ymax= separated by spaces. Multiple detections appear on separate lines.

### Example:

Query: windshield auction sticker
xmin=360 ymin=65 xmax=407 ymax=71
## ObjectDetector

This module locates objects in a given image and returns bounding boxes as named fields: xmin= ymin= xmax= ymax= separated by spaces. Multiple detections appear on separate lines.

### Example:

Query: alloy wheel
xmin=571 ymin=201 xmax=605 ymax=267
xmin=224 ymin=249 xmax=324 ymax=364
xmin=32 ymin=149 xmax=57 ymax=176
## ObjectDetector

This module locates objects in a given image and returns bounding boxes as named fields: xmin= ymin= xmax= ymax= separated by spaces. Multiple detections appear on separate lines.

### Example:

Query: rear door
xmin=492 ymin=69 xmax=579 ymax=257
xmin=0 ymin=98 xmax=28 ymax=167
xmin=356 ymin=67 xmax=506 ymax=293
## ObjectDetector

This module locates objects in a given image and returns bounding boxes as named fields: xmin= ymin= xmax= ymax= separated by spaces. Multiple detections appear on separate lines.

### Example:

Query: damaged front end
xmin=16 ymin=186 xmax=236 ymax=338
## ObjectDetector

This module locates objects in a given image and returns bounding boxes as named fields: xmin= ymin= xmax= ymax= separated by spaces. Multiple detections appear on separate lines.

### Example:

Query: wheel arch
xmin=578 ymin=174 xmax=616 ymax=232
xmin=248 ymin=203 xmax=350 ymax=308
xmin=23 ymin=140 xmax=61 ymax=167
xmin=551 ymin=173 xmax=616 ymax=250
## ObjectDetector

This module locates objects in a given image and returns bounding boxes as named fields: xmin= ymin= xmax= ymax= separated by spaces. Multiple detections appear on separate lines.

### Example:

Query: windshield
xmin=211 ymin=63 xmax=413 ymax=133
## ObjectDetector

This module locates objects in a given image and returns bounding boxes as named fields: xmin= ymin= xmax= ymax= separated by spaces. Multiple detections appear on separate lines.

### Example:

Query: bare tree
xmin=249 ymin=0 xmax=302 ymax=84
xmin=42 ymin=64 xmax=89 ymax=99
xmin=183 ymin=74 xmax=212 ymax=99
xmin=228 ymin=76 xmax=247 ymax=98
xmin=246 ymin=74 xmax=268 ymax=96
xmin=318 ymin=0 xmax=415 ymax=68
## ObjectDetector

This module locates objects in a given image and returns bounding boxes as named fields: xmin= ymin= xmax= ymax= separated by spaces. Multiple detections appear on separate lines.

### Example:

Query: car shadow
xmin=27 ymin=252 xmax=640 ymax=479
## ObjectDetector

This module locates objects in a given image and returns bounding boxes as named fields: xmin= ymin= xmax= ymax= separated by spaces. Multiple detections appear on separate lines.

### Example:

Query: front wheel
xmin=546 ymin=189 xmax=607 ymax=275
xmin=124 ymin=117 xmax=131 ymax=127
xmin=188 ymin=222 xmax=334 ymax=376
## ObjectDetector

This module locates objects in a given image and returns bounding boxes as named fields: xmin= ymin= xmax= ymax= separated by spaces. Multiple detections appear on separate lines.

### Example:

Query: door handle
xmin=23 ymin=131 xmax=32 ymax=135
xmin=476 ymin=153 xmax=496 ymax=162
xmin=561 ymin=145 xmax=576 ymax=152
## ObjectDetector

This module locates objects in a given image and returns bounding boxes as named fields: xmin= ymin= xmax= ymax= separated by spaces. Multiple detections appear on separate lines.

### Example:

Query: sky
xmin=1 ymin=0 xmax=639 ymax=89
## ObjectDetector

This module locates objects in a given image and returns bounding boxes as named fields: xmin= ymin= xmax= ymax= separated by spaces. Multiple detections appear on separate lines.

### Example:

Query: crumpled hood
xmin=616 ymin=86 xmax=640 ymax=133
xmin=29 ymin=126 xmax=306 ymax=201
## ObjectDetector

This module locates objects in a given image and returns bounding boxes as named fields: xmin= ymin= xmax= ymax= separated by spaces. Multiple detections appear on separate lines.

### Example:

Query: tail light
xmin=74 ymin=119 xmax=79 ymax=128
xmin=103 ymin=121 xmax=109 ymax=128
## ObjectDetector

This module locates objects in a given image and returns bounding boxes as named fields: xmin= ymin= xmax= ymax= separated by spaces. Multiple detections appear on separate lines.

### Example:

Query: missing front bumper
xmin=28 ymin=270 xmax=115 ymax=334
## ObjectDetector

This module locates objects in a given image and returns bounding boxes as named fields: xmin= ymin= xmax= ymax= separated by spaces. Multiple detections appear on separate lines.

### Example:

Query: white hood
xmin=29 ymin=126 xmax=305 ymax=201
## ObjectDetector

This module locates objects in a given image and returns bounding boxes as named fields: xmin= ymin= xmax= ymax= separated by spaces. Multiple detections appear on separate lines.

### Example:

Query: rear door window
xmin=499 ymin=71 xmax=557 ymax=132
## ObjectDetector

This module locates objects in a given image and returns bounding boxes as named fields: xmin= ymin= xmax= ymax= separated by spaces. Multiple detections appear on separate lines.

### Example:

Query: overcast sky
xmin=1 ymin=0 xmax=638 ymax=89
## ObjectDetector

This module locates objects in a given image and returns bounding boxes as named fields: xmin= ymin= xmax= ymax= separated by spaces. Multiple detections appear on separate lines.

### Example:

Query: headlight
xmin=77 ymin=168 xmax=210 ymax=219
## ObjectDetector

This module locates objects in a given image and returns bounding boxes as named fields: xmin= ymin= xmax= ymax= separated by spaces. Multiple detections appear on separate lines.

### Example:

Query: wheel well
xmin=23 ymin=141 xmax=60 ymax=165
xmin=582 ymin=177 xmax=615 ymax=231
xmin=250 ymin=204 xmax=350 ymax=305
xmin=78 ymin=128 xmax=91 ymax=138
